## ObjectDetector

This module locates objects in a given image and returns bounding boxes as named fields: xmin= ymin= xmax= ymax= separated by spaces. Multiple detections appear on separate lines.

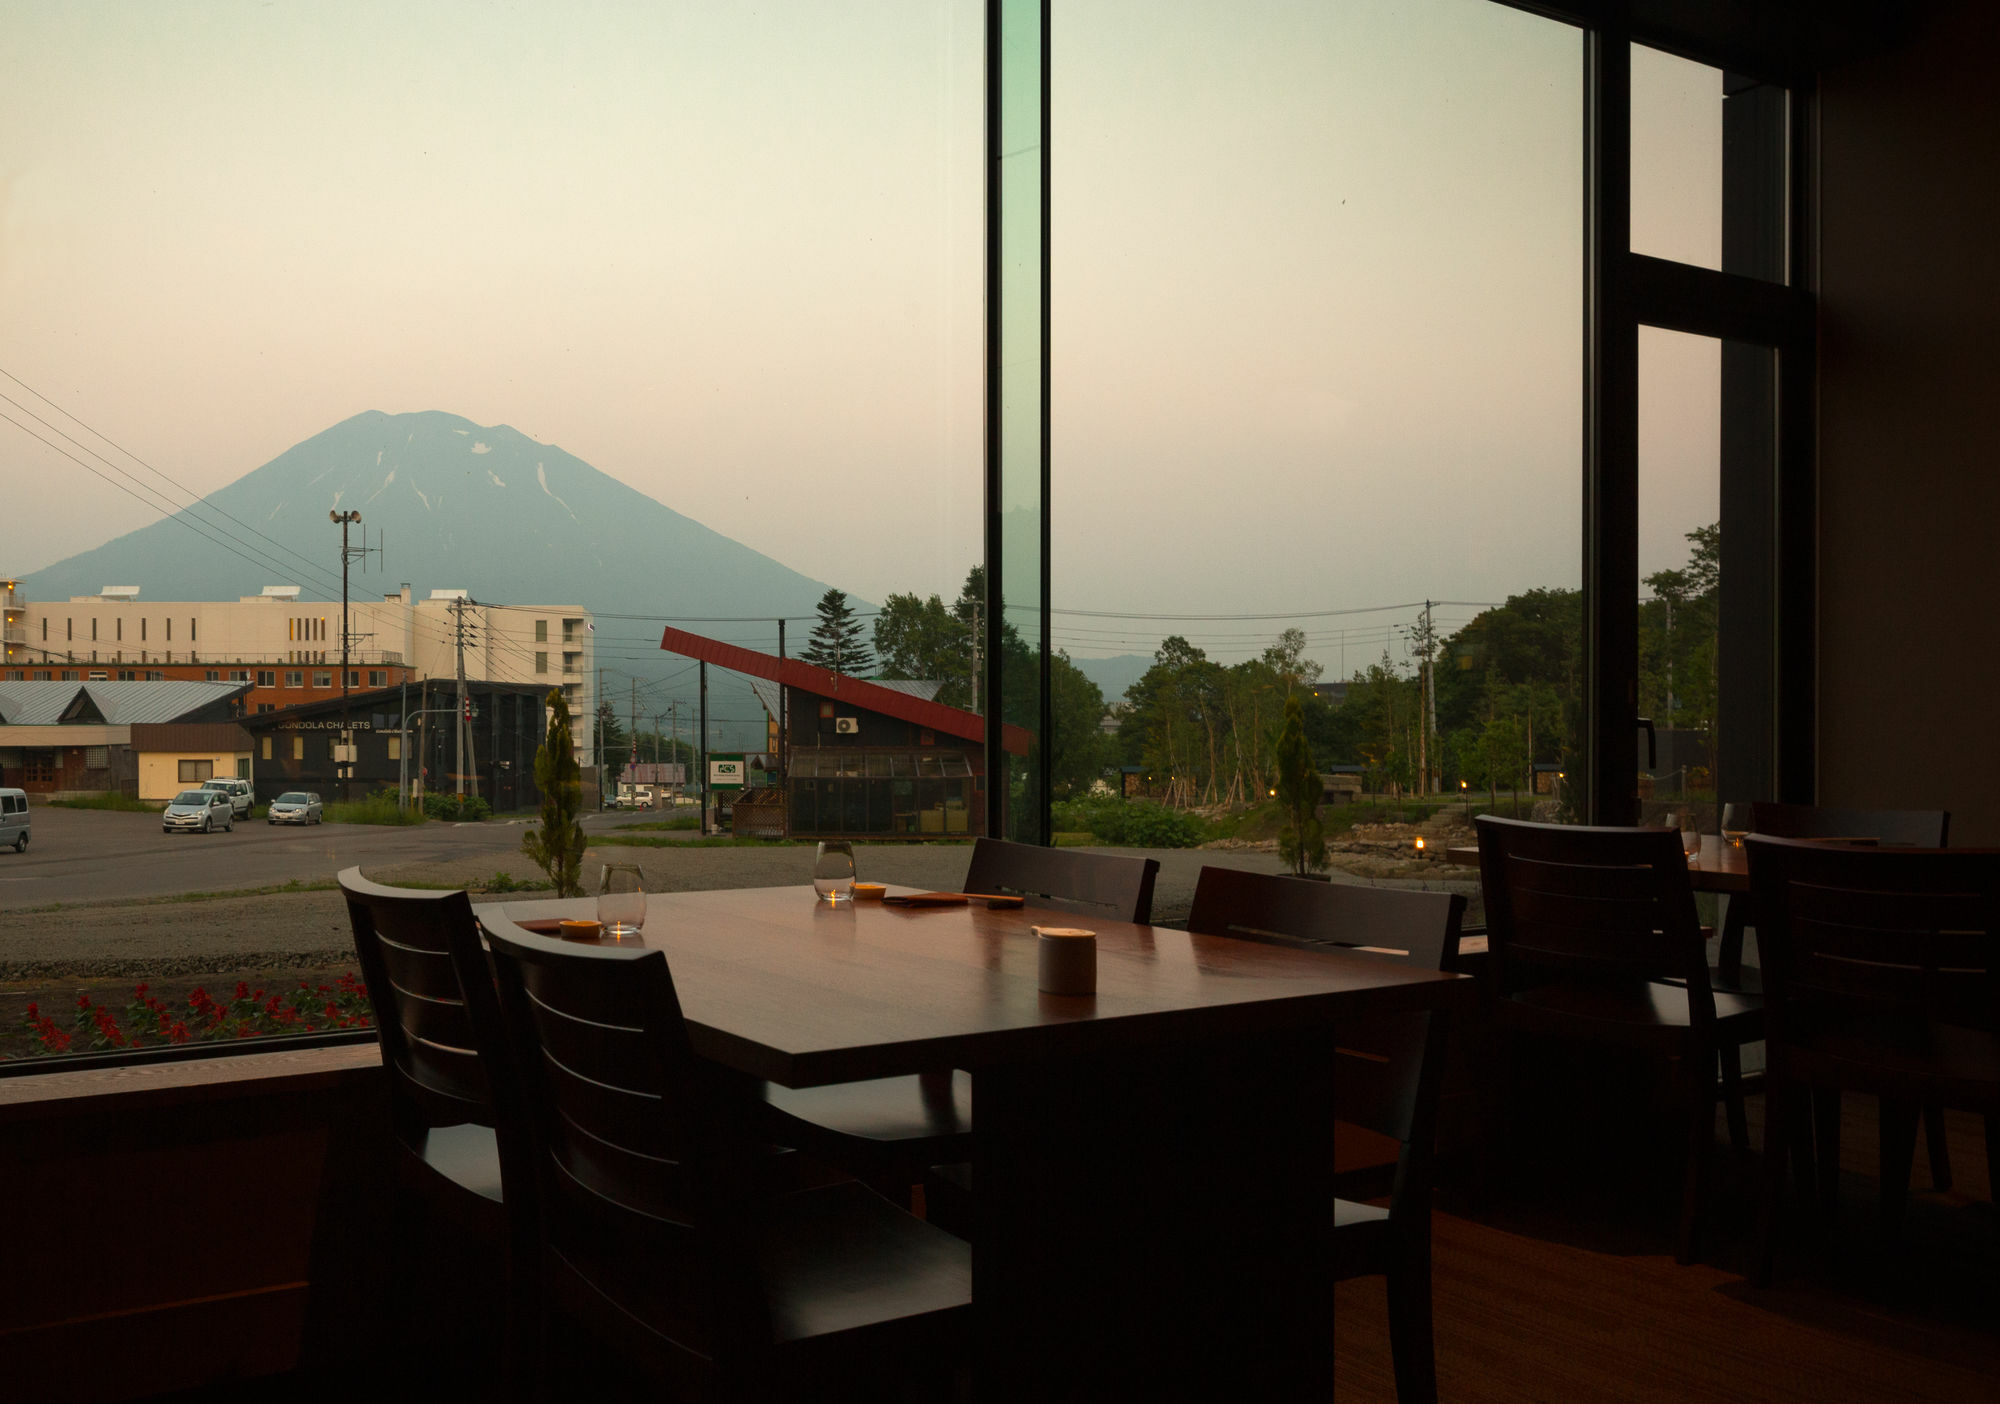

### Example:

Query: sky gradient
xmin=2 ymin=0 xmax=1726 ymax=672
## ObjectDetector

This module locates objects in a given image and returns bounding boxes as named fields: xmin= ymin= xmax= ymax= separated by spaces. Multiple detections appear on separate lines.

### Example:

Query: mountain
xmin=19 ymin=410 xmax=849 ymax=746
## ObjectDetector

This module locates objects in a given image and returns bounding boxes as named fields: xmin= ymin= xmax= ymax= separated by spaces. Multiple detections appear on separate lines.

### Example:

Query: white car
xmin=200 ymin=777 xmax=255 ymax=818
xmin=164 ymin=789 xmax=235 ymax=834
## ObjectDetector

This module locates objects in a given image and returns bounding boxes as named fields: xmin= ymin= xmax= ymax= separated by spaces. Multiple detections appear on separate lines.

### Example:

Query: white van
xmin=0 ymin=788 xmax=29 ymax=853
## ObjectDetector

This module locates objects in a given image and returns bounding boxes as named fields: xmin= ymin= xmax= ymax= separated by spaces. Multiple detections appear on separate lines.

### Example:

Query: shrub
xmin=1049 ymin=795 xmax=1205 ymax=849
xmin=325 ymin=791 xmax=424 ymax=825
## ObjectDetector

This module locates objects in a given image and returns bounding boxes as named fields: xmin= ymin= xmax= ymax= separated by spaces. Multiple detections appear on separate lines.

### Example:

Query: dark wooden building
xmin=658 ymin=626 xmax=1033 ymax=840
xmin=238 ymin=680 xmax=549 ymax=810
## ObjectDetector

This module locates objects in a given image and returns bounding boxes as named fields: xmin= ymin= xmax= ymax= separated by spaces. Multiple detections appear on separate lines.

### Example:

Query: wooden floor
xmin=1335 ymin=1096 xmax=1998 ymax=1402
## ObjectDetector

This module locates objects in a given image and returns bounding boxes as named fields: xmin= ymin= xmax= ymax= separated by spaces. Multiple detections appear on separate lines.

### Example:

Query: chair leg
xmin=1677 ymin=1056 xmax=1715 ymax=1265
xmin=1386 ymin=1239 xmax=1438 ymax=1404
xmin=1923 ymin=1103 xmax=1953 ymax=1191
xmin=1812 ymin=1089 xmax=1842 ymax=1226
xmin=1878 ymin=1098 xmax=1920 ymax=1239
xmin=1986 ymin=1113 xmax=2000 ymax=1206
xmin=1718 ymin=1044 xmax=1750 ymax=1156
xmin=1715 ymin=899 xmax=1748 ymax=987
xmin=1753 ymin=1079 xmax=1793 ymax=1287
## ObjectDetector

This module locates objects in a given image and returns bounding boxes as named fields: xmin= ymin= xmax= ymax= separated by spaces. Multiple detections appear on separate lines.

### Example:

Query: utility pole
xmin=330 ymin=510 xmax=363 ymax=801
xmin=777 ymin=618 xmax=787 ymax=788
xmin=398 ymin=672 xmax=409 ymax=810
xmin=699 ymin=661 xmax=709 ymax=836
xmin=453 ymin=597 xmax=469 ymax=800
xmin=595 ymin=666 xmax=605 ymax=810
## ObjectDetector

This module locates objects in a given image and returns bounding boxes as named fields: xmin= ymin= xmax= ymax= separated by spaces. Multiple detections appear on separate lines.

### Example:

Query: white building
xmin=1 ymin=579 xmax=595 ymax=765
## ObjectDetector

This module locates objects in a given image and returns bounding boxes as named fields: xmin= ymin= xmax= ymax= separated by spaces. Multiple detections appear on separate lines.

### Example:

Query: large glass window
xmin=1050 ymin=0 xmax=1583 ymax=863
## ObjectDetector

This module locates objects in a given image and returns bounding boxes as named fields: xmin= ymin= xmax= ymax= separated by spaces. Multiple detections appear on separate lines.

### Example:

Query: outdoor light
xmin=1414 ymin=836 xmax=1426 ymax=853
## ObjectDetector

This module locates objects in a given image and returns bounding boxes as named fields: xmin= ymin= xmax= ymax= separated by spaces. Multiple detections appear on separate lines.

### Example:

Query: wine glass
xmin=1720 ymin=803 xmax=1751 ymax=850
xmin=597 ymin=864 xmax=646 ymax=939
xmin=813 ymin=841 xmax=856 ymax=902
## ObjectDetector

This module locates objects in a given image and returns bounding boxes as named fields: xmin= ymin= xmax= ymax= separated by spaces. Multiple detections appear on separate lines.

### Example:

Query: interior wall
xmin=1815 ymin=0 xmax=2000 ymax=844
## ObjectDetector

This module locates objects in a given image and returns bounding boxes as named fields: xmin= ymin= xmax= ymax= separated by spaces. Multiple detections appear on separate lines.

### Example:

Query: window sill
xmin=0 ymin=1041 xmax=382 ymax=1124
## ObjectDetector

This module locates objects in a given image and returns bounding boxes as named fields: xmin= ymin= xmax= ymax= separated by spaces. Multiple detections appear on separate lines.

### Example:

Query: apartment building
xmin=1 ymin=579 xmax=594 ymax=762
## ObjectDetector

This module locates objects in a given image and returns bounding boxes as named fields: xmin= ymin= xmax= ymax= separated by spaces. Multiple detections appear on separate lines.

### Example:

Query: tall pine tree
xmin=801 ymin=588 xmax=873 ymax=675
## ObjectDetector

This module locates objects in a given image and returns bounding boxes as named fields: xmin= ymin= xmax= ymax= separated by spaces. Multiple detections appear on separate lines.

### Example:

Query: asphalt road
xmin=0 ymin=804 xmax=566 ymax=909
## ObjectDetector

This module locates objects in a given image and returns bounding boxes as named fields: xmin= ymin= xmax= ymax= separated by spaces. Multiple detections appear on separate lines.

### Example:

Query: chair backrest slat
xmin=1187 ymin=865 xmax=1463 ymax=1144
xmin=1476 ymin=817 xmax=1709 ymax=995
xmin=1748 ymin=837 xmax=2000 ymax=1039
xmin=476 ymin=917 xmax=771 ymax=1366
xmin=963 ymin=838 xmax=1160 ymax=923
xmin=339 ymin=867 xmax=495 ymax=1128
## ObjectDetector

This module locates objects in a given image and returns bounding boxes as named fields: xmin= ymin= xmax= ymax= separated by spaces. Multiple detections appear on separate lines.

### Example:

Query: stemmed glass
xmin=598 ymin=864 xmax=646 ymax=939
xmin=813 ymin=841 xmax=856 ymax=902
xmin=1667 ymin=811 xmax=1702 ymax=862
xmin=1720 ymin=803 xmax=1752 ymax=850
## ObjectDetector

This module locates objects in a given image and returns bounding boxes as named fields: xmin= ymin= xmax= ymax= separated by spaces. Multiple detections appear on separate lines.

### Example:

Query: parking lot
xmin=0 ymin=803 xmax=554 ymax=908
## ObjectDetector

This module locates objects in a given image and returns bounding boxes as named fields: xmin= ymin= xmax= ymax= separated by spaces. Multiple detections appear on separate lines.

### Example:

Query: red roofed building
xmin=659 ymin=625 xmax=1032 ymax=840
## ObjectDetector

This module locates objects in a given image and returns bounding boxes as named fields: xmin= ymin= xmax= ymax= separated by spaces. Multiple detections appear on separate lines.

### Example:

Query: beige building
xmin=1 ymin=581 xmax=595 ymax=764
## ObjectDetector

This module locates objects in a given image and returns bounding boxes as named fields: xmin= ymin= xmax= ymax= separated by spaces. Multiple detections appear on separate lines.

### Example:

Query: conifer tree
xmin=521 ymin=688 xmax=587 ymax=897
xmin=1275 ymin=691 xmax=1328 ymax=878
xmin=801 ymin=588 xmax=873 ymax=675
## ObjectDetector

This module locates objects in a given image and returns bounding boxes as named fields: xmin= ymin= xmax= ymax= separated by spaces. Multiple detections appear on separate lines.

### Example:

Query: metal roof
xmin=749 ymin=675 xmax=942 ymax=719
xmin=660 ymin=625 xmax=1032 ymax=755
xmin=0 ymin=680 xmax=249 ymax=726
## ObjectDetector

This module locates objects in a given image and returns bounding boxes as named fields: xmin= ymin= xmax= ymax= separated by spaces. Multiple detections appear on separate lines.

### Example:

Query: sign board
xmin=708 ymin=757 xmax=744 ymax=787
xmin=627 ymin=762 xmax=685 ymax=785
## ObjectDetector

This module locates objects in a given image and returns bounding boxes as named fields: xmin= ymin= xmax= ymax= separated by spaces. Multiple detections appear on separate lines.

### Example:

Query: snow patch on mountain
xmin=471 ymin=441 xmax=491 ymax=455
xmin=486 ymin=470 xmax=507 ymax=488
xmin=536 ymin=461 xmax=578 ymax=523
xmin=411 ymin=482 xmax=433 ymax=512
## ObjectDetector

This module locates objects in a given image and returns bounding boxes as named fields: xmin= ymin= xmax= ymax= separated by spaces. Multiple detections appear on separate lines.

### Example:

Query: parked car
xmin=267 ymin=791 xmax=324 ymax=825
xmin=199 ymin=777 xmax=255 ymax=818
xmin=0 ymin=788 xmax=29 ymax=853
xmin=163 ymin=789 xmax=235 ymax=834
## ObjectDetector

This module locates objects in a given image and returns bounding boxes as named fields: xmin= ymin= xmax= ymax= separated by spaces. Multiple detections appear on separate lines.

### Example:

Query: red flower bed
xmin=20 ymin=974 xmax=373 ymax=1056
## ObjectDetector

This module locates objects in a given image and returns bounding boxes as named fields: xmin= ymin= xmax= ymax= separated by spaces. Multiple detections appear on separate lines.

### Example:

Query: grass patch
xmin=614 ymin=814 xmax=702 ymax=832
xmin=43 ymin=794 xmax=160 ymax=813
xmin=592 ymin=835 xmax=812 ymax=849
xmin=1052 ymin=831 xmax=1096 ymax=847
xmin=163 ymin=878 xmax=339 ymax=903
xmin=325 ymin=793 xmax=426 ymax=826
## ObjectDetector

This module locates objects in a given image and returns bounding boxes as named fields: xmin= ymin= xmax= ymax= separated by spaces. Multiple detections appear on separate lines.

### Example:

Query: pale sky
xmin=1 ymin=0 xmax=1725 ymax=673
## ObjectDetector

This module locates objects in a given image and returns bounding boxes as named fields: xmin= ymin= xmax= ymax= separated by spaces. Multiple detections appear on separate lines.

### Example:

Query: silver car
xmin=163 ymin=788 xmax=235 ymax=834
xmin=267 ymin=791 xmax=324 ymax=825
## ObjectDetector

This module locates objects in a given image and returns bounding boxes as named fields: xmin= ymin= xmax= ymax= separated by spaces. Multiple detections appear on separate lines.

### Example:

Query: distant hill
xmin=19 ymin=410 xmax=850 ymax=747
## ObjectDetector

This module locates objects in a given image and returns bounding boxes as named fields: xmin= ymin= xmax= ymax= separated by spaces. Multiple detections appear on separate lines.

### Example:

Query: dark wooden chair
xmin=1188 ymin=865 xmax=1463 ymax=1404
xmin=1475 ymin=816 xmax=1763 ymax=1265
xmin=470 ymin=917 xmax=973 ymax=1400
xmin=337 ymin=867 xmax=524 ymax=1385
xmin=962 ymin=836 xmax=1161 ymax=922
xmin=760 ymin=841 xmax=1161 ymax=1204
xmin=1727 ymin=805 xmax=1954 ymax=1191
xmin=1748 ymin=836 xmax=2000 ymax=1286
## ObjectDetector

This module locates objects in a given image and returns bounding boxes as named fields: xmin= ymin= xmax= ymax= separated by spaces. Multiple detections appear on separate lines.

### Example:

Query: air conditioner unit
xmin=834 ymin=717 xmax=860 ymax=735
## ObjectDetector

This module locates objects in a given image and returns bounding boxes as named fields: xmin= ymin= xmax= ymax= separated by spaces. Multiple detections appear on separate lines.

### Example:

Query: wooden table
xmin=1445 ymin=832 xmax=1748 ymax=893
xmin=476 ymin=884 xmax=1475 ymax=1400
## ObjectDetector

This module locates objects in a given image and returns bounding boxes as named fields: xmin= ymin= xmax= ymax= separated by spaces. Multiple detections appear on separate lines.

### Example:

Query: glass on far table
xmin=813 ymin=841 xmax=856 ymax=902
xmin=1719 ymin=803 xmax=1752 ymax=850
xmin=1666 ymin=812 xmax=1702 ymax=861
xmin=597 ymin=863 xmax=646 ymax=938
